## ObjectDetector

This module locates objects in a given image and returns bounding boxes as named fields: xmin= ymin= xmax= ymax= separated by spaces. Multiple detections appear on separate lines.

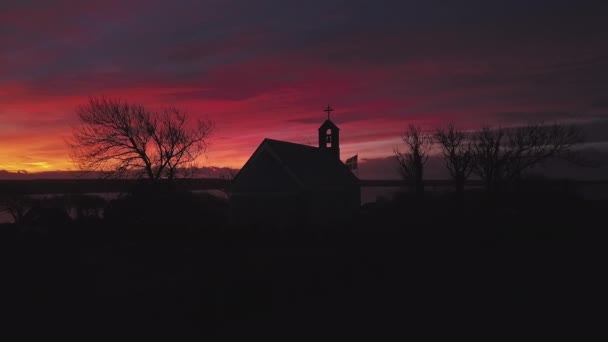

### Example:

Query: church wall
xmin=229 ymin=186 xmax=360 ymax=228
xmin=305 ymin=187 xmax=360 ymax=225
xmin=228 ymin=117 xmax=361 ymax=227
xmin=229 ymin=192 xmax=306 ymax=228
xmin=229 ymin=150 xmax=305 ymax=227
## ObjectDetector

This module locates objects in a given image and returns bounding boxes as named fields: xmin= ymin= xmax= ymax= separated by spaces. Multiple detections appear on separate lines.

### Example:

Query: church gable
xmin=228 ymin=106 xmax=361 ymax=226
xmin=230 ymin=143 xmax=302 ymax=193
xmin=264 ymin=139 xmax=358 ymax=190
xmin=231 ymin=105 xmax=359 ymax=194
xmin=230 ymin=106 xmax=359 ymax=193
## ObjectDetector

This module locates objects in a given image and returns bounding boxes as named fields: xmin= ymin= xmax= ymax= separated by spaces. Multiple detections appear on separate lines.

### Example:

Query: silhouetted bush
xmin=0 ymin=191 xmax=32 ymax=224
xmin=104 ymin=183 xmax=228 ymax=237
xmin=2 ymin=185 xmax=605 ymax=339
xmin=20 ymin=203 xmax=72 ymax=235
xmin=0 ymin=223 xmax=18 ymax=239
xmin=64 ymin=194 xmax=107 ymax=222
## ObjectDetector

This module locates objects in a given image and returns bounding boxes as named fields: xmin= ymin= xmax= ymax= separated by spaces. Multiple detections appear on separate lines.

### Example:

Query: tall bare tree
xmin=503 ymin=122 xmax=584 ymax=181
xmin=470 ymin=122 xmax=584 ymax=193
xmin=434 ymin=124 xmax=474 ymax=196
xmin=67 ymin=96 xmax=214 ymax=180
xmin=394 ymin=125 xmax=432 ymax=198
xmin=470 ymin=126 xmax=508 ymax=194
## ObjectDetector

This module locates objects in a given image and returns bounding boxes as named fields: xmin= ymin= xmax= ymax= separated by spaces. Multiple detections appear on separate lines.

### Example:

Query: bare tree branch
xmin=470 ymin=126 xmax=508 ymax=193
xmin=67 ymin=96 xmax=214 ymax=181
xmin=470 ymin=122 xmax=585 ymax=194
xmin=394 ymin=125 xmax=432 ymax=198
xmin=434 ymin=124 xmax=474 ymax=196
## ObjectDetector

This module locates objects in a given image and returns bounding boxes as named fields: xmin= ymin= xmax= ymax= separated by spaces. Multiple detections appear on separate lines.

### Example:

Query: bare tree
xmin=470 ymin=122 xmax=584 ymax=194
xmin=67 ymin=96 xmax=214 ymax=180
xmin=470 ymin=126 xmax=508 ymax=194
xmin=503 ymin=122 xmax=584 ymax=181
xmin=434 ymin=124 xmax=474 ymax=196
xmin=394 ymin=125 xmax=432 ymax=198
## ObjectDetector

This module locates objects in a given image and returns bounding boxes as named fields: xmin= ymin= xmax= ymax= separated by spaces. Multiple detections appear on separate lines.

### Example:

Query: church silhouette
xmin=229 ymin=106 xmax=361 ymax=227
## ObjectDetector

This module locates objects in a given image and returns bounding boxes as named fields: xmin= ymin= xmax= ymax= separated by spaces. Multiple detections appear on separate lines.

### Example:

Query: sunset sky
xmin=1 ymin=0 xmax=607 ymax=176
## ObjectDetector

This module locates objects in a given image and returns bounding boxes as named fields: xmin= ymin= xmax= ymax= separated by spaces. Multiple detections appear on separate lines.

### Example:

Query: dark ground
xmin=1 ymin=190 xmax=605 ymax=340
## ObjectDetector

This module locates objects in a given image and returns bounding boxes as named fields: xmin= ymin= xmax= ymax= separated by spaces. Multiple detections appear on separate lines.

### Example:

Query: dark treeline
xmin=1 ymin=181 xmax=605 ymax=339
xmin=395 ymin=122 xmax=592 ymax=199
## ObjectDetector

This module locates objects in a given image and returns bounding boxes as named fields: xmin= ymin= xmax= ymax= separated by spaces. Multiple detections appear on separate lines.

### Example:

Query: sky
xmin=1 ymin=0 xmax=607 ymax=177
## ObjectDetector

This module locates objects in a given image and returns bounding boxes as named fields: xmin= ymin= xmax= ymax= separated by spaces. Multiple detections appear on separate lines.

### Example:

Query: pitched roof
xmin=318 ymin=119 xmax=340 ymax=131
xmin=234 ymin=138 xmax=359 ymax=190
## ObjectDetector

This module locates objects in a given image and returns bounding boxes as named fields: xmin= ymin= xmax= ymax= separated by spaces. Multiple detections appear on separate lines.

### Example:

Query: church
xmin=229 ymin=107 xmax=361 ymax=228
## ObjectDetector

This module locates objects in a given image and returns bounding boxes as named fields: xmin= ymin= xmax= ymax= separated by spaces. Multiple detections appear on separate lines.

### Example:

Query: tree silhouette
xmin=434 ymin=124 xmax=474 ymax=197
xmin=470 ymin=126 xmax=507 ymax=194
xmin=67 ymin=96 xmax=214 ymax=180
xmin=394 ymin=125 xmax=432 ymax=198
xmin=64 ymin=194 xmax=107 ymax=221
xmin=470 ymin=122 xmax=583 ymax=194
xmin=503 ymin=122 xmax=584 ymax=181
xmin=0 ymin=191 xmax=31 ymax=224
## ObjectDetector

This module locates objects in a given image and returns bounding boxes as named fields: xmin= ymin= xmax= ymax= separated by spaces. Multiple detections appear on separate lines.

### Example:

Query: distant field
xmin=3 ymin=178 xmax=608 ymax=199
xmin=2 ymin=178 xmax=608 ymax=224
xmin=0 ymin=178 xmax=230 ymax=195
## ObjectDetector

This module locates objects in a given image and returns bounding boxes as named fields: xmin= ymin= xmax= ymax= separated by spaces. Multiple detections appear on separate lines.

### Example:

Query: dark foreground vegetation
xmin=1 ymin=186 xmax=605 ymax=339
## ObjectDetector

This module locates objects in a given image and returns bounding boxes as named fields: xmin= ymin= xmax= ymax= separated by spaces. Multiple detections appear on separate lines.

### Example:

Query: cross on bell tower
xmin=324 ymin=105 xmax=334 ymax=120
xmin=318 ymin=105 xmax=340 ymax=160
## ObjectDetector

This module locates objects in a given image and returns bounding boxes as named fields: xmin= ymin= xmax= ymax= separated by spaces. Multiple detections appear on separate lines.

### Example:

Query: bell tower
xmin=318 ymin=105 xmax=340 ymax=160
